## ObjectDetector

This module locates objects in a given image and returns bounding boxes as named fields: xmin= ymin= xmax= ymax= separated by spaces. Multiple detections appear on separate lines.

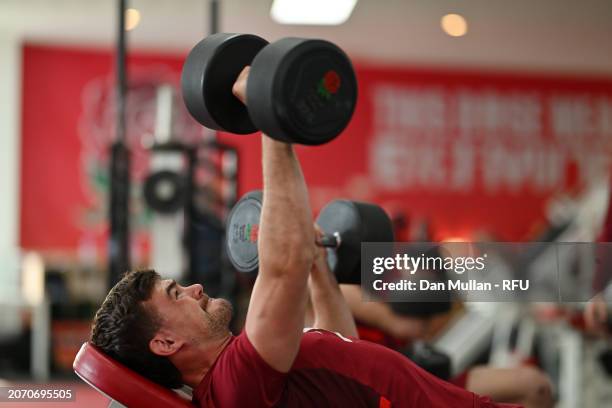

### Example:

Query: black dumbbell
xmin=225 ymin=190 xmax=394 ymax=283
xmin=181 ymin=33 xmax=358 ymax=145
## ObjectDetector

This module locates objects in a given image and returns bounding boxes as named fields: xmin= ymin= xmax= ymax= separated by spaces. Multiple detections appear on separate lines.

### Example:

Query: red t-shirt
xmin=193 ymin=329 xmax=519 ymax=408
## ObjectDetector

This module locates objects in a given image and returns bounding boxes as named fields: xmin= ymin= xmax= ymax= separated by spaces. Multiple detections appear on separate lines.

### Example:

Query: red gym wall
xmin=20 ymin=44 xmax=612 ymax=253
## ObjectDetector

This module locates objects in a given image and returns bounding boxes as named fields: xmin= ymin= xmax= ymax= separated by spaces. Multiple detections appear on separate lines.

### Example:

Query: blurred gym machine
xmin=433 ymin=179 xmax=612 ymax=407
xmin=142 ymin=84 xmax=238 ymax=297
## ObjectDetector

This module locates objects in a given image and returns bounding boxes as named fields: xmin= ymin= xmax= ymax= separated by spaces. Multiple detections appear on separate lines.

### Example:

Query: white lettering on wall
xmin=370 ymin=82 xmax=608 ymax=193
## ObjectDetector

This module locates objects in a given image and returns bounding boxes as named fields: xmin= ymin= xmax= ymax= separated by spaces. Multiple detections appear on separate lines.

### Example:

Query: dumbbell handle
xmin=318 ymin=232 xmax=342 ymax=248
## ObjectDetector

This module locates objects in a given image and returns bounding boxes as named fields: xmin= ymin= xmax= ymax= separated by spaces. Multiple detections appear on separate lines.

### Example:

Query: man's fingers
xmin=313 ymin=223 xmax=326 ymax=246
xmin=313 ymin=223 xmax=324 ymax=237
xmin=238 ymin=66 xmax=250 ymax=81
xmin=231 ymin=66 xmax=250 ymax=104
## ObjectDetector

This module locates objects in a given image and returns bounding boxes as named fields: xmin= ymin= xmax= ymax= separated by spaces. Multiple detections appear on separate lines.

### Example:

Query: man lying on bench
xmin=89 ymin=68 xmax=518 ymax=408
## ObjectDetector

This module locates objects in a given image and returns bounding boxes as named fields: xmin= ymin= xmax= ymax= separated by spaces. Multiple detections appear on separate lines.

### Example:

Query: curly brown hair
xmin=90 ymin=269 xmax=182 ymax=388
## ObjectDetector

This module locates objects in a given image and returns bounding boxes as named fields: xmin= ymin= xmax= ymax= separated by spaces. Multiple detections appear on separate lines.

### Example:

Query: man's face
xmin=146 ymin=279 xmax=233 ymax=350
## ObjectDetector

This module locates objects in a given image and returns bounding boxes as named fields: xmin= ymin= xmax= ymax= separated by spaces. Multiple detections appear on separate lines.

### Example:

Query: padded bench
xmin=73 ymin=342 xmax=194 ymax=408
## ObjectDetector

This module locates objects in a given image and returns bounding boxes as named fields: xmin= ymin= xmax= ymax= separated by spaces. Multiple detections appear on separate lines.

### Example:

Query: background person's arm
xmin=234 ymin=67 xmax=315 ymax=373
xmin=584 ymin=292 xmax=610 ymax=336
xmin=340 ymin=285 xmax=426 ymax=342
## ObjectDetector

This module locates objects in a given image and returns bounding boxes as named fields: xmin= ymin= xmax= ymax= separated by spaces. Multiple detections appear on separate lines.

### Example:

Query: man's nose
xmin=186 ymin=283 xmax=204 ymax=299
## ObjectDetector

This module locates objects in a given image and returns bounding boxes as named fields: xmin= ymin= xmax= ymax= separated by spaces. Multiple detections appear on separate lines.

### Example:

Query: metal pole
xmin=116 ymin=0 xmax=127 ymax=145
xmin=209 ymin=0 xmax=220 ymax=34
xmin=115 ymin=0 xmax=127 ymax=142
xmin=108 ymin=0 xmax=131 ymax=287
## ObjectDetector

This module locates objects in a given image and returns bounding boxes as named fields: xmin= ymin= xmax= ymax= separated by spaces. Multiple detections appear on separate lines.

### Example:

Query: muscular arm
xmin=236 ymin=69 xmax=315 ymax=372
xmin=308 ymin=233 xmax=358 ymax=338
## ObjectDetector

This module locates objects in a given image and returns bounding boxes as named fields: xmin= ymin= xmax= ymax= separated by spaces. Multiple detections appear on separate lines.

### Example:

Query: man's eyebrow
xmin=165 ymin=280 xmax=177 ymax=299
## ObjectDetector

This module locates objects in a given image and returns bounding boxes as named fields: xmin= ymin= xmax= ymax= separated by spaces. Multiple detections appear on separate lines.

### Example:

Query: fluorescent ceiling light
xmin=271 ymin=0 xmax=358 ymax=25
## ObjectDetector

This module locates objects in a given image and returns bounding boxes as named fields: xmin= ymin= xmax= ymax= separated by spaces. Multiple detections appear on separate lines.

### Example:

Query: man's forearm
xmin=259 ymin=136 xmax=314 ymax=277
xmin=245 ymin=135 xmax=315 ymax=371
xmin=309 ymin=271 xmax=358 ymax=338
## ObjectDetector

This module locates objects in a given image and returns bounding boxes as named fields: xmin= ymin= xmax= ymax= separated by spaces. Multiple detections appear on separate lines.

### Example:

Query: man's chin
xmin=216 ymin=298 xmax=234 ymax=316
xmin=206 ymin=298 xmax=233 ymax=322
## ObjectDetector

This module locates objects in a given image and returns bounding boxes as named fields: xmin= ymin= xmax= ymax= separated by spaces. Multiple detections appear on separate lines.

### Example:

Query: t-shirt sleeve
xmin=199 ymin=331 xmax=287 ymax=408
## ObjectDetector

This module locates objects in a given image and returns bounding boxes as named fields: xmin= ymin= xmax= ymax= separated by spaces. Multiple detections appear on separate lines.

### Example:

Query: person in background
xmin=336 ymin=215 xmax=554 ymax=408
xmin=340 ymin=285 xmax=554 ymax=408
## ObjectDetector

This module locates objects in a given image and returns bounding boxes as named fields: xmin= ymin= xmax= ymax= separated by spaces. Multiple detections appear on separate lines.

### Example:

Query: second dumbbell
xmin=225 ymin=190 xmax=394 ymax=284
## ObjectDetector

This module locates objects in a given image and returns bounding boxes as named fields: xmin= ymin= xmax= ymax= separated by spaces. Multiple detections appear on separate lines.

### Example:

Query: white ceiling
xmin=1 ymin=0 xmax=611 ymax=75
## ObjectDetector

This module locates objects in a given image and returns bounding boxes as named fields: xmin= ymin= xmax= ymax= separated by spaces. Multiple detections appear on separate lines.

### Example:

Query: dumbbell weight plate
xmin=181 ymin=33 xmax=269 ymax=134
xmin=247 ymin=38 xmax=358 ymax=145
xmin=316 ymin=200 xmax=394 ymax=284
xmin=226 ymin=190 xmax=262 ymax=273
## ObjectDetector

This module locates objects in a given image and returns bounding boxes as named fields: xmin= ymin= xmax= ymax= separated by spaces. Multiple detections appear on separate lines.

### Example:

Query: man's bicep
xmin=245 ymin=273 xmax=309 ymax=372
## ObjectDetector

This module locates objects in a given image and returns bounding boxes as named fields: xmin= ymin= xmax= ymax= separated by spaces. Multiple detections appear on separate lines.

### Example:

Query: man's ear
xmin=149 ymin=329 xmax=185 ymax=357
